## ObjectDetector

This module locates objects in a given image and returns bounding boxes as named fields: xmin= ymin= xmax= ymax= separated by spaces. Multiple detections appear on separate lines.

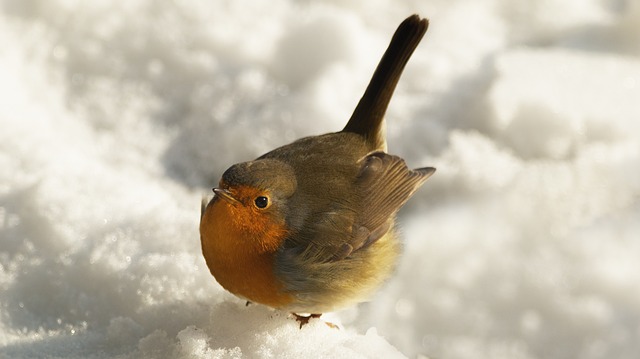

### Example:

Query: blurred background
xmin=1 ymin=0 xmax=639 ymax=358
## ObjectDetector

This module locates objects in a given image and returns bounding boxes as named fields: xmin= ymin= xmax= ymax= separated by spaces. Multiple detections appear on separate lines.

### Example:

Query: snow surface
xmin=1 ymin=0 xmax=640 ymax=358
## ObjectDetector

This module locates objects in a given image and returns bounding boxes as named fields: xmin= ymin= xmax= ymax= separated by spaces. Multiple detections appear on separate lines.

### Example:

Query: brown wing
xmin=343 ymin=151 xmax=435 ymax=254
xmin=285 ymin=151 xmax=434 ymax=262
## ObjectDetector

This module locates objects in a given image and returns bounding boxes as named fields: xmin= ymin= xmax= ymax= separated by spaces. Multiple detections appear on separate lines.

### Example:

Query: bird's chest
xmin=200 ymin=200 xmax=293 ymax=308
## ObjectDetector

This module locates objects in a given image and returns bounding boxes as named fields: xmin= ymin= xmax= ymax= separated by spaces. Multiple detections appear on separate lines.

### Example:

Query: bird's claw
xmin=293 ymin=313 xmax=322 ymax=329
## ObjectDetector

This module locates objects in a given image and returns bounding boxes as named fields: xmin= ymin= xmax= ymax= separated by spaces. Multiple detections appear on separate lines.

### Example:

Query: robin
xmin=200 ymin=14 xmax=434 ymax=327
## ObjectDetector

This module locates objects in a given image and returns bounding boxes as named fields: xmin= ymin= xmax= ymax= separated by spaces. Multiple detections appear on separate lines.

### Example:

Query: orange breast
xmin=200 ymin=198 xmax=293 ymax=308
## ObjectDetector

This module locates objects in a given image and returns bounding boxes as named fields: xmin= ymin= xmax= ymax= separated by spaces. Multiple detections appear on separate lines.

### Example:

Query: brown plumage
xmin=200 ymin=14 xmax=434 ymax=322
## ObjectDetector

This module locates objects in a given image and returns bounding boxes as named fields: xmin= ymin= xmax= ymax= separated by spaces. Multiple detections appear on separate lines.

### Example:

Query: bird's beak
xmin=213 ymin=188 xmax=241 ymax=205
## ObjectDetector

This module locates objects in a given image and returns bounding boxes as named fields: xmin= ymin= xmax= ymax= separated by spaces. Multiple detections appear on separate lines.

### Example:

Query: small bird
xmin=200 ymin=14 xmax=434 ymax=326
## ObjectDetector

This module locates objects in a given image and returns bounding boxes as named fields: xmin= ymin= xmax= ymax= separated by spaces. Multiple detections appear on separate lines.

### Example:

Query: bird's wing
xmin=330 ymin=151 xmax=434 ymax=260
xmin=281 ymin=151 xmax=434 ymax=262
xmin=353 ymin=151 xmax=434 ymax=236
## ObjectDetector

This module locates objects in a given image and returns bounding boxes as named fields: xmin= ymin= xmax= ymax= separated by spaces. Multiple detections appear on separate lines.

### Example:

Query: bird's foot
xmin=292 ymin=313 xmax=340 ymax=329
xmin=293 ymin=313 xmax=322 ymax=329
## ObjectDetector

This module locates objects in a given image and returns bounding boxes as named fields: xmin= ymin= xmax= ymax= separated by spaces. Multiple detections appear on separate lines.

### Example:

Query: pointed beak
xmin=213 ymin=188 xmax=241 ymax=205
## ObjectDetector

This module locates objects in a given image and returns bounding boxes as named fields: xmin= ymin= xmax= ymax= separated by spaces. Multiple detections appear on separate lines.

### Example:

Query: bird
xmin=200 ymin=14 xmax=434 ymax=327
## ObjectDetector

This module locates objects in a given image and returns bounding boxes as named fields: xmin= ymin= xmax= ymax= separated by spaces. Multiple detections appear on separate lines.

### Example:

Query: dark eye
xmin=254 ymin=196 xmax=269 ymax=209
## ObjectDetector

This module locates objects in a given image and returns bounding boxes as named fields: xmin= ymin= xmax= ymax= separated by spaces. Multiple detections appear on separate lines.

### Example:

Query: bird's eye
xmin=254 ymin=196 xmax=269 ymax=209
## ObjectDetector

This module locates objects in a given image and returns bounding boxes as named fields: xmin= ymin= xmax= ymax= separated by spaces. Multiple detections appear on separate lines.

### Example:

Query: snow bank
xmin=1 ymin=0 xmax=639 ymax=358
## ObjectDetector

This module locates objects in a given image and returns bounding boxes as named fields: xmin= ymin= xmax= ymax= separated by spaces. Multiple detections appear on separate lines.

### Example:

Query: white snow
xmin=1 ymin=1 xmax=639 ymax=358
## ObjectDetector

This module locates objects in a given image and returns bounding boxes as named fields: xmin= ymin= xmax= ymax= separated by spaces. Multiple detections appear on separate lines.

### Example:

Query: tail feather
xmin=342 ymin=15 xmax=429 ymax=150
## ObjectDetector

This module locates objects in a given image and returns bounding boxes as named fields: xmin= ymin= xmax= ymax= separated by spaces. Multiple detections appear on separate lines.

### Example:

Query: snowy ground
xmin=1 ymin=1 xmax=640 ymax=358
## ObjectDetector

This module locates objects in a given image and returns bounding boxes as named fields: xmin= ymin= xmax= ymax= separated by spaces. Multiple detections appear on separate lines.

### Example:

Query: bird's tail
xmin=342 ymin=14 xmax=428 ymax=150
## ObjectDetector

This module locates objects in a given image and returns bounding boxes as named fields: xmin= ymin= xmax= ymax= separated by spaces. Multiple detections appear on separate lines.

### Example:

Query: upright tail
xmin=342 ymin=14 xmax=428 ymax=150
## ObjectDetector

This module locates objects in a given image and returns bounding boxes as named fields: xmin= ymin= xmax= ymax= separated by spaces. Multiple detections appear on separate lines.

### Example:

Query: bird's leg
xmin=293 ymin=313 xmax=322 ymax=328
xmin=245 ymin=301 xmax=252 ymax=307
